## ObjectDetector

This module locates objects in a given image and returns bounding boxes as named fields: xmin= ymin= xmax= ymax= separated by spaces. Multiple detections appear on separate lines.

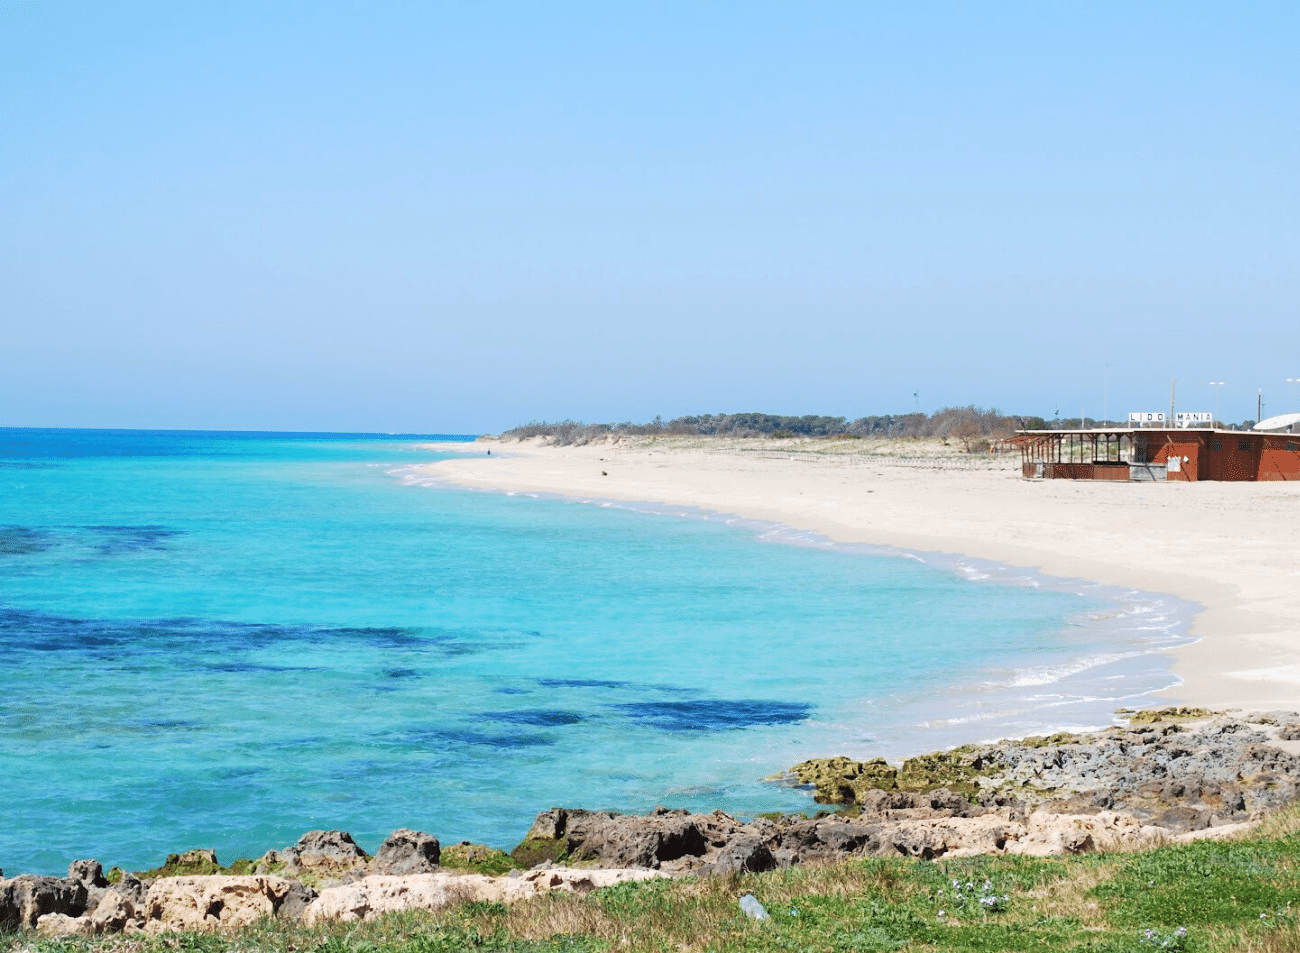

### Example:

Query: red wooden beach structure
xmin=1014 ymin=427 xmax=1300 ymax=482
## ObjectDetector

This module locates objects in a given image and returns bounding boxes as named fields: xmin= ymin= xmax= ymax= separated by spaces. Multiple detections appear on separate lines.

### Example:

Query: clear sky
xmin=3 ymin=2 xmax=1297 ymax=433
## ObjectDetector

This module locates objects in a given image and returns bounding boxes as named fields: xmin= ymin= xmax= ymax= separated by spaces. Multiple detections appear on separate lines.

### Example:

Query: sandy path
xmin=419 ymin=437 xmax=1300 ymax=712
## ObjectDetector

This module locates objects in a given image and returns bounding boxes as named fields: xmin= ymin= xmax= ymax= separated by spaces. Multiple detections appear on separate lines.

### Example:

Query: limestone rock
xmin=34 ymin=891 xmax=143 ymax=938
xmin=304 ymin=868 xmax=665 ymax=925
xmin=787 ymin=714 xmax=1300 ymax=826
xmin=524 ymin=808 xmax=569 ymax=842
xmin=0 ymin=875 xmax=88 ymax=930
xmin=570 ymin=810 xmax=708 ymax=868
xmin=772 ymin=815 xmax=883 ymax=862
xmin=526 ymin=808 xmax=745 ymax=871
xmin=112 ymin=870 xmax=147 ymax=905
xmin=35 ymin=912 xmax=93 ymax=937
xmin=372 ymin=829 xmax=440 ymax=875
xmin=141 ymin=875 xmax=303 ymax=933
xmin=177 ymin=848 xmax=220 ymax=868
xmin=67 ymin=860 xmax=108 ymax=888
xmin=877 ymin=814 xmax=1018 ymax=859
xmin=304 ymin=873 xmax=535 ymax=925
xmin=519 ymin=867 xmax=664 ymax=893
xmin=275 ymin=882 xmax=319 ymax=921
xmin=275 ymin=830 xmax=370 ymax=878
xmin=695 ymin=837 xmax=776 ymax=876
xmin=87 ymin=891 xmax=142 ymax=934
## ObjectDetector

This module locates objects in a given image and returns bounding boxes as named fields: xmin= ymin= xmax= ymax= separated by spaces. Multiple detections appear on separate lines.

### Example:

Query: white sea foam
xmin=955 ymin=562 xmax=991 ymax=581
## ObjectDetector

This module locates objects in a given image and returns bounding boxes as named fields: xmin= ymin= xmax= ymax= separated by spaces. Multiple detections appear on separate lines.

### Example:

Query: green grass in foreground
xmin=9 ymin=808 xmax=1300 ymax=953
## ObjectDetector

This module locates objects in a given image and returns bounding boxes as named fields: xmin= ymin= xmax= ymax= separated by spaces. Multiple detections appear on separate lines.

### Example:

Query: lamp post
xmin=1103 ymin=364 xmax=1109 ymax=426
xmin=1210 ymin=381 xmax=1225 ymax=428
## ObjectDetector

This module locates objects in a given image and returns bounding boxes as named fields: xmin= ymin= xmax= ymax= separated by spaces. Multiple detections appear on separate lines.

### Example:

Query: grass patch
xmin=1095 ymin=838 xmax=1300 ymax=928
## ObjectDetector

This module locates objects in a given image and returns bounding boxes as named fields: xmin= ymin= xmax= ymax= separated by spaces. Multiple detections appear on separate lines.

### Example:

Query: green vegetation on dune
xmin=501 ymin=407 xmax=1032 ymax=449
xmin=12 ymin=807 xmax=1300 ymax=953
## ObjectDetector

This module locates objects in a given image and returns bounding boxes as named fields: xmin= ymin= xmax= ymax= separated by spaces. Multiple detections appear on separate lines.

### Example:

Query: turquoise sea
xmin=0 ymin=429 xmax=1194 ymax=876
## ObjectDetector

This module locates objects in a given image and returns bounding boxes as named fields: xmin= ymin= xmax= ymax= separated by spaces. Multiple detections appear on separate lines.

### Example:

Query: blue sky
xmin=3 ymin=2 xmax=1297 ymax=433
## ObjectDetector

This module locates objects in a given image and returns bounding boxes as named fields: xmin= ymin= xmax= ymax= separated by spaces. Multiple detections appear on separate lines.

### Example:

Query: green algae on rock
xmin=788 ymin=756 xmax=900 ymax=803
xmin=440 ymin=842 xmax=520 ymax=876
xmin=509 ymin=836 xmax=570 ymax=868
xmin=897 ymin=749 xmax=1003 ymax=797
xmin=790 ymin=750 xmax=1003 ymax=804
xmin=1126 ymin=706 xmax=1214 ymax=725
xmin=133 ymin=848 xmax=224 ymax=880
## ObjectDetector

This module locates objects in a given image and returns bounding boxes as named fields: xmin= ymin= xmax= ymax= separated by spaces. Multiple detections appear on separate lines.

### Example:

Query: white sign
xmin=1175 ymin=412 xmax=1213 ymax=428
xmin=1128 ymin=412 xmax=1166 ymax=425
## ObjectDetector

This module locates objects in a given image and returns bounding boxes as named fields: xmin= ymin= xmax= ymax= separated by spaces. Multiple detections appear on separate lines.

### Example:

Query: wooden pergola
xmin=1015 ymin=429 xmax=1137 ymax=467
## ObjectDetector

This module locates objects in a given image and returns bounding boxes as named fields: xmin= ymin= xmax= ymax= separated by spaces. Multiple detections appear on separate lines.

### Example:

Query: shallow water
xmin=0 ymin=429 xmax=1194 ymax=875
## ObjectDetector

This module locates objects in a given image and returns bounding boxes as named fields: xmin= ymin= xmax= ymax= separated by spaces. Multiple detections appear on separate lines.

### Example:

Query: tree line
xmin=501 ymin=407 xmax=1046 ymax=449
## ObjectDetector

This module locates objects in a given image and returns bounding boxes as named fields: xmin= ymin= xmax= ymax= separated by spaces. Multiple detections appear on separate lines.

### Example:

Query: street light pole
xmin=1210 ymin=381 xmax=1225 ymax=428
xmin=1103 ymin=364 xmax=1109 ymax=425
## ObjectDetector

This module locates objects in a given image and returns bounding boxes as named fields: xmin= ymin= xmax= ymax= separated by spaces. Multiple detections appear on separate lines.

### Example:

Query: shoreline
xmin=417 ymin=435 xmax=1300 ymax=714
xmin=399 ymin=472 xmax=1203 ymax=753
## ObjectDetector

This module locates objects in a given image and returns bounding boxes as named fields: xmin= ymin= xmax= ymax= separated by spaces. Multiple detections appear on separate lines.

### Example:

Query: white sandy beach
xmin=421 ymin=436 xmax=1300 ymax=713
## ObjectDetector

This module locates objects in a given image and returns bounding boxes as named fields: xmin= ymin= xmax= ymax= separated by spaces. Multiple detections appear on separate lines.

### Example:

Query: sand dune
xmin=421 ymin=435 xmax=1300 ymax=712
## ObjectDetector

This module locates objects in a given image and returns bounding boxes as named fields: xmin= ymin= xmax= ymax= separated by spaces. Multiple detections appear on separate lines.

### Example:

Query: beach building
xmin=1015 ymin=426 xmax=1300 ymax=482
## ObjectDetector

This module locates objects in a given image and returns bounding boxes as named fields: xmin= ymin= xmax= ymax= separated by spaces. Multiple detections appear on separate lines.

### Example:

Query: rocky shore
xmin=7 ymin=708 xmax=1300 ymax=937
